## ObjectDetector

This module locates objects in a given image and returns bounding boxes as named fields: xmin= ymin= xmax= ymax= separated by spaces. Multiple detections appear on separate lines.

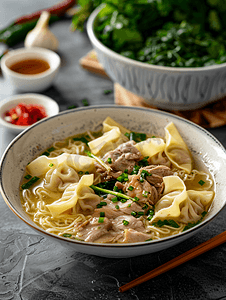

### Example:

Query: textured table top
xmin=0 ymin=2 xmax=226 ymax=300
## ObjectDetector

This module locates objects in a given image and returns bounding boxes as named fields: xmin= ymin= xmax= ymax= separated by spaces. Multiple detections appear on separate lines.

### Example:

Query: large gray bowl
xmin=0 ymin=106 xmax=226 ymax=257
xmin=87 ymin=6 xmax=226 ymax=111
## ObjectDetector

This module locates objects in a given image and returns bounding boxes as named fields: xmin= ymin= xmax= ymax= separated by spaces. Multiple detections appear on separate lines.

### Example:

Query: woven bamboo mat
xmin=80 ymin=50 xmax=226 ymax=128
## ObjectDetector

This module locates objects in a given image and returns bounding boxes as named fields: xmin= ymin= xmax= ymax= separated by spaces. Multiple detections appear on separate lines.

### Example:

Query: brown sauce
xmin=9 ymin=59 xmax=50 ymax=75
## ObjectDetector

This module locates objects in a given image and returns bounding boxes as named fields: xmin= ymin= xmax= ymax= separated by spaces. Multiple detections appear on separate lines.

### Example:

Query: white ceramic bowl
xmin=0 ymin=106 xmax=226 ymax=258
xmin=0 ymin=93 xmax=59 ymax=134
xmin=1 ymin=47 xmax=61 ymax=92
xmin=87 ymin=6 xmax=226 ymax=111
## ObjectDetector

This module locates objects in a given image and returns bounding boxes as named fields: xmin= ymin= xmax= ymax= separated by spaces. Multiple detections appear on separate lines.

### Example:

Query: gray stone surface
xmin=0 ymin=1 xmax=226 ymax=299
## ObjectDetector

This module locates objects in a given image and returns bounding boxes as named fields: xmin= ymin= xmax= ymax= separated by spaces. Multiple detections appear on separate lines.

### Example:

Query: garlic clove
xmin=25 ymin=11 xmax=59 ymax=51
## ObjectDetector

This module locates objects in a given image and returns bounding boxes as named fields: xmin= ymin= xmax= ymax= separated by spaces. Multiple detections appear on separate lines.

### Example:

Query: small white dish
xmin=1 ymin=47 xmax=61 ymax=92
xmin=0 ymin=93 xmax=59 ymax=134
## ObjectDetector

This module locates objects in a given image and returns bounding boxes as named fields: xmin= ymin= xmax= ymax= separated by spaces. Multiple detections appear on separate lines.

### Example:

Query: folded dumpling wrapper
xmin=151 ymin=176 xmax=187 ymax=222
xmin=27 ymin=153 xmax=95 ymax=177
xmin=165 ymin=122 xmax=192 ymax=174
xmin=135 ymin=138 xmax=165 ymax=158
xmin=88 ymin=128 xmax=121 ymax=155
xmin=152 ymin=175 xmax=214 ymax=224
xmin=103 ymin=116 xmax=130 ymax=135
xmin=47 ymin=174 xmax=94 ymax=217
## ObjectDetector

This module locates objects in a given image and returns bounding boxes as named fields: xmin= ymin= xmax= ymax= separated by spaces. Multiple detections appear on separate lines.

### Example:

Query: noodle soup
xmin=20 ymin=117 xmax=214 ymax=244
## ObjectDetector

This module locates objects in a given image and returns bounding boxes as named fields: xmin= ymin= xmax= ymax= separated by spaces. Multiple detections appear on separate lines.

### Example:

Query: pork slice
xmin=124 ymin=175 xmax=159 ymax=205
xmin=111 ymin=215 xmax=145 ymax=232
xmin=76 ymin=217 xmax=112 ymax=242
xmin=95 ymin=231 xmax=124 ymax=243
xmin=139 ymin=165 xmax=173 ymax=178
xmin=103 ymin=141 xmax=142 ymax=173
xmin=138 ymin=165 xmax=173 ymax=194
xmin=93 ymin=205 xmax=124 ymax=219
xmin=123 ymin=229 xmax=153 ymax=243
xmin=94 ymin=161 xmax=122 ymax=181
xmin=118 ymin=200 xmax=143 ymax=215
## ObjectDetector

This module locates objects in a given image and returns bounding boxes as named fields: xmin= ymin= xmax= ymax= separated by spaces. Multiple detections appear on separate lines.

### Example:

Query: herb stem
xmin=90 ymin=184 xmax=135 ymax=201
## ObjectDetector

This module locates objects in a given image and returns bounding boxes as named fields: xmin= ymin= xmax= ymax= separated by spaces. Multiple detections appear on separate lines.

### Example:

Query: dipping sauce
xmin=9 ymin=59 xmax=50 ymax=75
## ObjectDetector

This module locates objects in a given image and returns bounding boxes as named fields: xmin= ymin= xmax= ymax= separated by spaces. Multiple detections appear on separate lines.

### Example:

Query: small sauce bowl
xmin=0 ymin=93 xmax=59 ymax=134
xmin=1 ymin=47 xmax=61 ymax=92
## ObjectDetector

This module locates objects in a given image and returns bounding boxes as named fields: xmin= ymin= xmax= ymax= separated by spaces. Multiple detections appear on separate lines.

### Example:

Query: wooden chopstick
xmin=119 ymin=231 xmax=226 ymax=293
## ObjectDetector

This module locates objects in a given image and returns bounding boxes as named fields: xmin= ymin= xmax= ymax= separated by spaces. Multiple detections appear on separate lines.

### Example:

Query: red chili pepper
xmin=4 ymin=103 xmax=47 ymax=126
xmin=15 ymin=0 xmax=76 ymax=24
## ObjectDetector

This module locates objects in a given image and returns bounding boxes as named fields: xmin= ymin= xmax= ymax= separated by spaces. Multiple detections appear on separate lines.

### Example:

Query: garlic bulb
xmin=25 ymin=11 xmax=59 ymax=51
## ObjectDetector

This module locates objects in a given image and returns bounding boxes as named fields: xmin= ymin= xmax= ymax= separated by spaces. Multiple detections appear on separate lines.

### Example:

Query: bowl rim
xmin=0 ymin=47 xmax=61 ymax=79
xmin=0 ymin=93 xmax=60 ymax=131
xmin=0 ymin=105 xmax=226 ymax=249
xmin=87 ymin=4 xmax=226 ymax=73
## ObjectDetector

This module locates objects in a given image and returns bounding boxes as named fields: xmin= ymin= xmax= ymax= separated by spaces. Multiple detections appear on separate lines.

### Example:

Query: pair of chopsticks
xmin=119 ymin=231 xmax=226 ymax=293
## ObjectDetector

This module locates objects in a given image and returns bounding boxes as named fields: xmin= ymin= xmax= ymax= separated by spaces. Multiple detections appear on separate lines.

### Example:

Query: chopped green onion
xmin=131 ymin=211 xmax=137 ymax=217
xmin=67 ymin=105 xmax=77 ymax=109
xmin=96 ymin=201 xmax=107 ymax=208
xmin=142 ymin=204 xmax=148 ymax=210
xmin=42 ymin=151 xmax=50 ymax=156
xmin=107 ymin=157 xmax=112 ymax=164
xmin=133 ymin=197 xmax=139 ymax=202
xmin=100 ymin=212 xmax=105 ymax=217
xmin=73 ymin=136 xmax=89 ymax=145
xmin=128 ymin=186 xmax=134 ymax=191
xmin=201 ymin=211 xmax=207 ymax=217
xmin=111 ymin=197 xmax=118 ymax=203
xmin=78 ymin=171 xmax=83 ymax=175
xmin=120 ymin=198 xmax=127 ymax=203
xmin=137 ymin=211 xmax=144 ymax=216
xmin=113 ymin=186 xmax=119 ymax=192
xmin=145 ymin=238 xmax=153 ymax=241
xmin=140 ymin=170 xmax=150 ymax=182
xmin=131 ymin=165 xmax=140 ymax=175
xmin=47 ymin=147 xmax=55 ymax=153
xmin=127 ymin=132 xmax=147 ymax=142
xmin=21 ymin=176 xmax=40 ymax=190
xmin=82 ymin=98 xmax=89 ymax=106
xmin=63 ymin=233 xmax=72 ymax=237
xmin=151 ymin=136 xmax=156 ymax=138
xmin=117 ymin=172 xmax=129 ymax=182
xmin=153 ymin=219 xmax=180 ymax=228
xmin=138 ymin=157 xmax=149 ymax=167
xmin=123 ymin=220 xmax=129 ymax=226
xmin=127 ymin=203 xmax=131 ymax=208
xmin=98 ymin=217 xmax=105 ymax=223
xmin=142 ymin=191 xmax=149 ymax=198
xmin=103 ymin=89 xmax=113 ymax=95
xmin=115 ymin=205 xmax=119 ymax=209
xmin=198 ymin=180 xmax=205 ymax=186
xmin=49 ymin=163 xmax=54 ymax=167
xmin=24 ymin=174 xmax=32 ymax=180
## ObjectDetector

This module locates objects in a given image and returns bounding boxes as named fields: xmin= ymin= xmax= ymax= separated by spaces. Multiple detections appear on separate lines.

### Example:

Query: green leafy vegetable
xmin=72 ymin=0 xmax=226 ymax=67
xmin=21 ymin=176 xmax=40 ymax=189
xmin=153 ymin=219 xmax=180 ymax=228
